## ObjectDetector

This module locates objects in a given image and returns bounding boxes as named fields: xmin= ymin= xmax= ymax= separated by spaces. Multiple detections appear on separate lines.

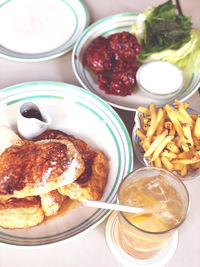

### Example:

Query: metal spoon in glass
xmin=83 ymin=199 xmax=144 ymax=213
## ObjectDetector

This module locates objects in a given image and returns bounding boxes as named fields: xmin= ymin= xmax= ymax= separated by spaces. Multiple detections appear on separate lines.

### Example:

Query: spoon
xmin=83 ymin=199 xmax=144 ymax=214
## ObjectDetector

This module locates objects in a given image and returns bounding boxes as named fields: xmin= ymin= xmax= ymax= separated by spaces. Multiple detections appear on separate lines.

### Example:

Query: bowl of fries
xmin=132 ymin=100 xmax=200 ymax=179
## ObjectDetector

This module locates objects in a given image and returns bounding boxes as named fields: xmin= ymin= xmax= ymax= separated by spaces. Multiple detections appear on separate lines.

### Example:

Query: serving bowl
xmin=136 ymin=61 xmax=184 ymax=100
xmin=0 ymin=81 xmax=133 ymax=246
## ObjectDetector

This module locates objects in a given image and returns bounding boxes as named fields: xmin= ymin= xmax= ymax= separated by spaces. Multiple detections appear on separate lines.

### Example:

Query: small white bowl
xmin=136 ymin=61 xmax=184 ymax=100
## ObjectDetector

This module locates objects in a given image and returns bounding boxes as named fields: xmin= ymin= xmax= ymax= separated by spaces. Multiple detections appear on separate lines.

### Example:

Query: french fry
xmin=164 ymin=105 xmax=184 ymax=138
xmin=137 ymin=106 xmax=150 ymax=115
xmin=156 ymin=112 xmax=165 ymax=135
xmin=154 ymin=156 xmax=162 ymax=168
xmin=161 ymin=150 xmax=177 ymax=159
xmin=182 ymin=102 xmax=189 ymax=109
xmin=144 ymin=130 xmax=168 ymax=158
xmin=177 ymin=151 xmax=192 ymax=159
xmin=182 ymin=123 xmax=194 ymax=146
xmin=150 ymin=136 xmax=174 ymax=162
xmin=141 ymin=116 xmax=151 ymax=132
xmin=193 ymin=116 xmax=200 ymax=139
xmin=181 ymin=165 xmax=188 ymax=176
xmin=136 ymin=129 xmax=146 ymax=141
xmin=172 ymin=157 xmax=200 ymax=165
xmin=173 ymin=163 xmax=184 ymax=171
xmin=167 ymin=105 xmax=188 ymax=124
xmin=174 ymin=100 xmax=189 ymax=110
xmin=193 ymin=136 xmax=200 ymax=148
xmin=146 ymin=103 xmax=157 ymax=138
xmin=175 ymin=100 xmax=193 ymax=126
xmin=160 ymin=157 xmax=174 ymax=172
xmin=191 ymin=161 xmax=200 ymax=169
xmin=169 ymin=126 xmax=176 ymax=136
xmin=180 ymin=142 xmax=190 ymax=152
xmin=191 ymin=114 xmax=198 ymax=120
xmin=142 ymin=138 xmax=152 ymax=152
xmin=166 ymin=142 xmax=179 ymax=154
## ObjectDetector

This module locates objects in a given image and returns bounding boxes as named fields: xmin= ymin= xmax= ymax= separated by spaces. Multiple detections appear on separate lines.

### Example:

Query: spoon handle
xmin=83 ymin=200 xmax=144 ymax=214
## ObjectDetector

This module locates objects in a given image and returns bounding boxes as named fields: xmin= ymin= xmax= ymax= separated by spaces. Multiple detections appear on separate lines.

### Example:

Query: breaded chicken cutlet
xmin=34 ymin=130 xmax=108 ymax=201
xmin=0 ymin=139 xmax=85 ymax=199
xmin=0 ymin=197 xmax=44 ymax=229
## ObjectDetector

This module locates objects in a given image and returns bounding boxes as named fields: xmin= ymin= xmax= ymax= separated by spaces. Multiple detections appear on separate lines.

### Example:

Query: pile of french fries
xmin=136 ymin=100 xmax=200 ymax=177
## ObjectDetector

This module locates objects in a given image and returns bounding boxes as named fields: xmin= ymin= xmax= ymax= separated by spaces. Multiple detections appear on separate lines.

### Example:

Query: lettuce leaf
xmin=132 ymin=0 xmax=192 ymax=60
xmin=136 ymin=28 xmax=200 ymax=74
xmin=132 ymin=0 xmax=200 ymax=73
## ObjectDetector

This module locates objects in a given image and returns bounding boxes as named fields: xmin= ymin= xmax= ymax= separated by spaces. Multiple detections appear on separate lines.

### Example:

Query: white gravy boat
xmin=17 ymin=101 xmax=52 ymax=139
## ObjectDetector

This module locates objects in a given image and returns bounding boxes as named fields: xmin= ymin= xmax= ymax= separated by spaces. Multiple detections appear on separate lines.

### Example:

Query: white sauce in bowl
xmin=137 ymin=61 xmax=184 ymax=95
xmin=0 ymin=0 xmax=76 ymax=54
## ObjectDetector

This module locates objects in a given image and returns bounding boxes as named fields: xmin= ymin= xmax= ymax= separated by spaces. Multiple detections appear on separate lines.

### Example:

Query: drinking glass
xmin=117 ymin=166 xmax=189 ymax=259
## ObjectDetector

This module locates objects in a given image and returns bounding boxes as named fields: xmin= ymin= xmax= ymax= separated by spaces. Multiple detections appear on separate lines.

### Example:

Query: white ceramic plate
xmin=0 ymin=82 xmax=133 ymax=246
xmin=72 ymin=13 xmax=200 ymax=111
xmin=0 ymin=0 xmax=89 ymax=62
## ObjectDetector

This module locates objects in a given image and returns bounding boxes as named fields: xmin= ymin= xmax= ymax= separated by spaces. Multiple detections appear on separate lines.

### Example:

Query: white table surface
xmin=0 ymin=0 xmax=200 ymax=266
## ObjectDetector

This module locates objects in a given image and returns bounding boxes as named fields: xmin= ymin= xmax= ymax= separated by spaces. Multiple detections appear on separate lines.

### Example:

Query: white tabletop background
xmin=0 ymin=0 xmax=200 ymax=266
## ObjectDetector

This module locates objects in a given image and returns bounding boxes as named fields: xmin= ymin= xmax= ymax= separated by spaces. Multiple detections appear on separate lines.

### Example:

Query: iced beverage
xmin=117 ymin=167 xmax=189 ymax=259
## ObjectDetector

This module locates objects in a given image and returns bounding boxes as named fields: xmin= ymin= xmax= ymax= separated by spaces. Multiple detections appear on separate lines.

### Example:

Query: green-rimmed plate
xmin=0 ymin=0 xmax=89 ymax=62
xmin=72 ymin=13 xmax=200 ymax=111
xmin=0 ymin=81 xmax=133 ymax=246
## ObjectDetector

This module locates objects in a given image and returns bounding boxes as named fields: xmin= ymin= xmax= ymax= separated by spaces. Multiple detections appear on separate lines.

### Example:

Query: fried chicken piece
xmin=0 ymin=139 xmax=85 ymax=198
xmin=98 ymin=67 xmax=137 ymax=96
xmin=58 ymin=151 xmax=107 ymax=201
xmin=0 ymin=197 xmax=44 ymax=229
xmin=40 ymin=190 xmax=66 ymax=216
xmin=108 ymin=31 xmax=141 ymax=62
xmin=83 ymin=36 xmax=114 ymax=74
xmin=34 ymin=130 xmax=108 ymax=201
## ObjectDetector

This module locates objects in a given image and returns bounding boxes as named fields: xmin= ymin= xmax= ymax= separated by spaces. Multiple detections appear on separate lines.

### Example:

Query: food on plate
xmin=83 ymin=36 xmax=113 ymax=74
xmin=83 ymin=32 xmax=141 ymax=96
xmin=0 ymin=128 xmax=108 ymax=229
xmin=136 ymin=100 xmax=200 ymax=177
xmin=0 ymin=139 xmax=85 ymax=198
xmin=132 ymin=0 xmax=200 ymax=73
xmin=0 ymin=197 xmax=44 ymax=229
xmin=40 ymin=189 xmax=66 ymax=217
xmin=136 ymin=61 xmax=184 ymax=98
xmin=34 ymin=130 xmax=108 ymax=201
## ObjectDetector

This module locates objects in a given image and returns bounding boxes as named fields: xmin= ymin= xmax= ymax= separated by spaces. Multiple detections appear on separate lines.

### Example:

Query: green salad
xmin=132 ymin=0 xmax=200 ymax=73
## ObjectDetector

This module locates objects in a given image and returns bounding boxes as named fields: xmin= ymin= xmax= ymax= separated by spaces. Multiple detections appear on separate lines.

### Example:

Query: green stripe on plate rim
xmin=0 ymin=82 xmax=133 ymax=243
xmin=102 ymin=25 xmax=132 ymax=36
xmin=175 ymin=73 xmax=200 ymax=101
xmin=0 ymin=0 xmax=89 ymax=60
xmin=6 ymin=95 xmax=64 ymax=105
